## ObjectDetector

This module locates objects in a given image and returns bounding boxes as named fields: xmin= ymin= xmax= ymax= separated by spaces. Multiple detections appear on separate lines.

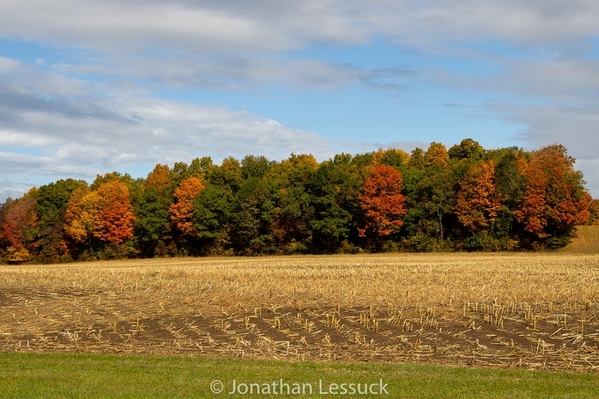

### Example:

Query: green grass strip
xmin=1 ymin=352 xmax=598 ymax=398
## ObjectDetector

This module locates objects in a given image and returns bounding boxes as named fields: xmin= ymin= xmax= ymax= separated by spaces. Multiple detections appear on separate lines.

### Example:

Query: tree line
xmin=1 ymin=139 xmax=596 ymax=263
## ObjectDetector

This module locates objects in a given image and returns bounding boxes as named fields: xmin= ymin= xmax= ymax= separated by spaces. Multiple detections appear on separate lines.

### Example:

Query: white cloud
xmin=0 ymin=131 xmax=57 ymax=147
xmin=497 ymin=103 xmax=599 ymax=161
xmin=57 ymin=54 xmax=413 ymax=93
xmin=484 ymin=58 xmax=599 ymax=105
xmin=0 ymin=59 xmax=345 ymax=201
xmin=2 ymin=92 xmax=339 ymax=166
xmin=0 ymin=180 xmax=39 ymax=202
xmin=2 ymin=1 xmax=599 ymax=53
xmin=0 ymin=1 xmax=329 ymax=51
xmin=384 ymin=1 xmax=599 ymax=48
xmin=0 ymin=56 xmax=20 ymax=73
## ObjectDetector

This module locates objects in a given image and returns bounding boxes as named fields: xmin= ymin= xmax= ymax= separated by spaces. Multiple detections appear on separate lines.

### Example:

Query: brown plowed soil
xmin=1 ymin=254 xmax=598 ymax=372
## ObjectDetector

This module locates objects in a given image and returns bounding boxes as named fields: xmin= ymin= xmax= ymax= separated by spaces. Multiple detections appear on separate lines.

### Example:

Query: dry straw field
xmin=1 ymin=253 xmax=599 ymax=371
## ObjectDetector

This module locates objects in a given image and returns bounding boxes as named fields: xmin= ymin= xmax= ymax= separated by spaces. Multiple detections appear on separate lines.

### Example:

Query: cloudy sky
xmin=1 ymin=0 xmax=599 ymax=201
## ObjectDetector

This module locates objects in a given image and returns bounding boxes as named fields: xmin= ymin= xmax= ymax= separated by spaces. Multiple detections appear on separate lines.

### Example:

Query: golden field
xmin=1 ymin=253 xmax=598 ymax=371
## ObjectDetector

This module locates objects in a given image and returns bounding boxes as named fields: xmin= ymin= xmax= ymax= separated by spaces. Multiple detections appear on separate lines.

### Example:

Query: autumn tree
xmin=1 ymin=190 xmax=38 ymax=250
xmin=93 ymin=180 xmax=135 ymax=244
xmin=143 ymin=164 xmax=171 ymax=191
xmin=575 ymin=191 xmax=594 ymax=225
xmin=358 ymin=165 xmax=407 ymax=248
xmin=91 ymin=172 xmax=143 ymax=214
xmin=169 ymin=177 xmax=204 ymax=239
xmin=64 ymin=186 xmax=98 ymax=245
xmin=0 ymin=200 xmax=8 ymax=248
xmin=64 ymin=181 xmax=135 ymax=248
xmin=454 ymin=160 xmax=501 ymax=233
xmin=515 ymin=144 xmax=589 ymax=248
xmin=35 ymin=179 xmax=87 ymax=260
xmin=424 ymin=142 xmax=450 ymax=168
xmin=2 ymin=140 xmax=594 ymax=261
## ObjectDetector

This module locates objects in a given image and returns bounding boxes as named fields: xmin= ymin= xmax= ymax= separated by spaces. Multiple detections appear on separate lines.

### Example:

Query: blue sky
xmin=1 ymin=1 xmax=599 ymax=201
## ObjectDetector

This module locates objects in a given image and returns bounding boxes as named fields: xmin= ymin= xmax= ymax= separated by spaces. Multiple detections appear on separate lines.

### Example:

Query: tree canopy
xmin=0 ymin=140 xmax=594 ymax=263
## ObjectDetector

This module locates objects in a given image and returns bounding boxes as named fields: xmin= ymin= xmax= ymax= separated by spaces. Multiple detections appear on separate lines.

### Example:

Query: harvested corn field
xmin=1 ymin=253 xmax=599 ymax=371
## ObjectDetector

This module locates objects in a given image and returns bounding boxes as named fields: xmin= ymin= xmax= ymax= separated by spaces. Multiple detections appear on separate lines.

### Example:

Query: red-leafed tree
xmin=515 ymin=144 xmax=589 ymax=248
xmin=93 ymin=181 xmax=135 ymax=244
xmin=1 ymin=191 xmax=38 ymax=250
xmin=169 ymin=177 xmax=204 ymax=237
xmin=454 ymin=160 xmax=502 ymax=233
xmin=358 ymin=165 xmax=407 ymax=243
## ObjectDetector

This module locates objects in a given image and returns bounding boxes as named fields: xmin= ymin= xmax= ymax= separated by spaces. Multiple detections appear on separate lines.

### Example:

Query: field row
xmin=1 ymin=253 xmax=599 ymax=371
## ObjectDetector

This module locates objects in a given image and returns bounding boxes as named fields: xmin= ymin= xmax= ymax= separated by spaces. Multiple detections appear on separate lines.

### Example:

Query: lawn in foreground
xmin=1 ymin=352 xmax=598 ymax=398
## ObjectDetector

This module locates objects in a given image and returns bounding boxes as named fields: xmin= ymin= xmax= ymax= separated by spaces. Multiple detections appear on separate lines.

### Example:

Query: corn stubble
xmin=1 ymin=253 xmax=598 ymax=371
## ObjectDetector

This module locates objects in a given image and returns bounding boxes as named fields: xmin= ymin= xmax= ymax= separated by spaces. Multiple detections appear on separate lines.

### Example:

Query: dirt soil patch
xmin=1 ymin=254 xmax=598 ymax=371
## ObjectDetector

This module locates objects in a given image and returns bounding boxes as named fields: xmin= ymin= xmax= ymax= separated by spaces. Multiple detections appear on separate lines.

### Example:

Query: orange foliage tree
xmin=454 ymin=160 xmax=501 ymax=233
xmin=169 ymin=177 xmax=204 ymax=237
xmin=65 ymin=181 xmax=135 ymax=245
xmin=93 ymin=181 xmax=135 ymax=244
xmin=358 ymin=165 xmax=407 ymax=241
xmin=515 ymin=144 xmax=589 ymax=247
xmin=143 ymin=163 xmax=171 ymax=191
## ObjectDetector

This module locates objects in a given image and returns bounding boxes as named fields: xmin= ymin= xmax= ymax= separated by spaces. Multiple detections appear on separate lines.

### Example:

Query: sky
xmin=1 ymin=0 xmax=599 ymax=201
